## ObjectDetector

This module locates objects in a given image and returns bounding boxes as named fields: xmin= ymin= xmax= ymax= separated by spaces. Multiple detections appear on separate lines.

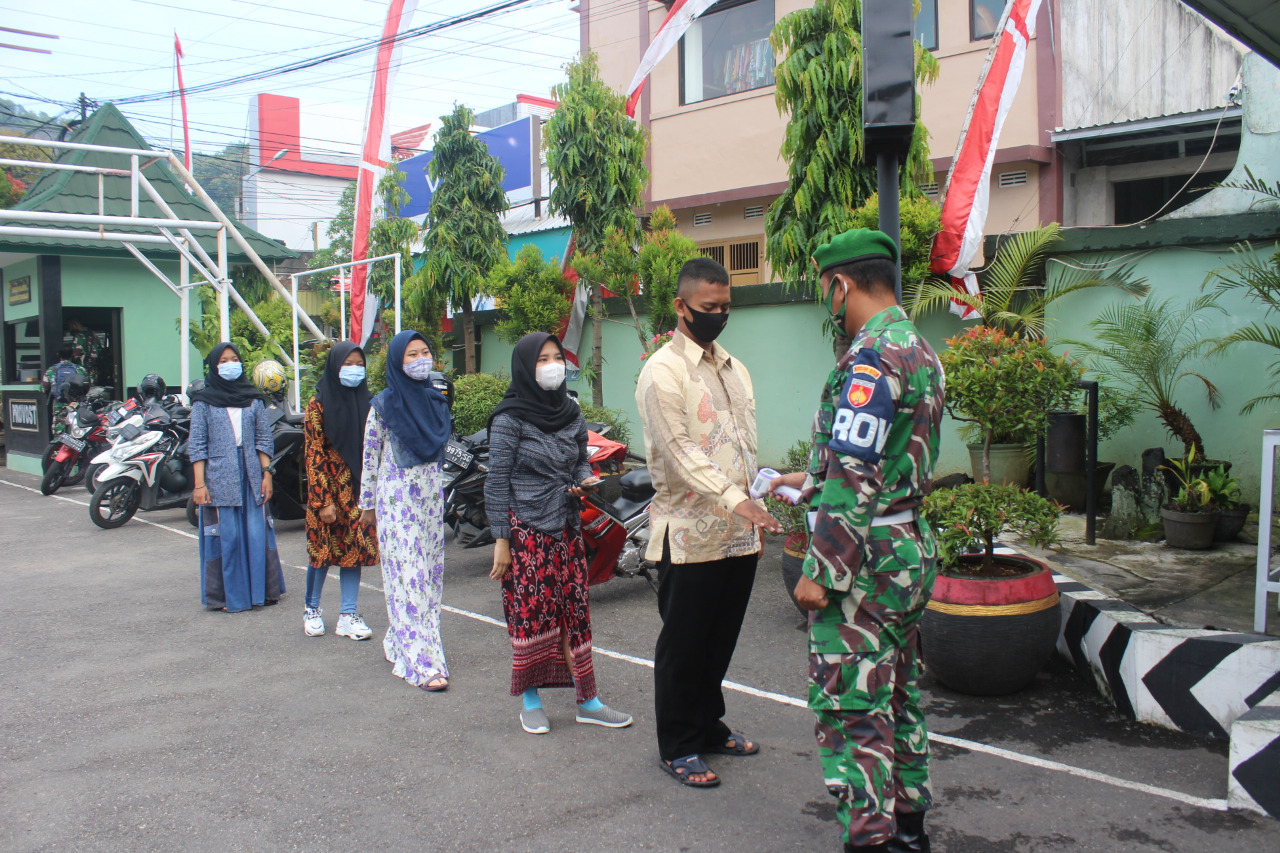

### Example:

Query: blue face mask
xmin=217 ymin=361 xmax=243 ymax=381
xmin=338 ymin=365 xmax=366 ymax=387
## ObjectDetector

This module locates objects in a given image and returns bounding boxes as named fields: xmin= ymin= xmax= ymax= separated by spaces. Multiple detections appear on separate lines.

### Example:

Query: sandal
xmin=660 ymin=754 xmax=720 ymax=788
xmin=422 ymin=674 xmax=449 ymax=692
xmin=707 ymin=733 xmax=758 ymax=756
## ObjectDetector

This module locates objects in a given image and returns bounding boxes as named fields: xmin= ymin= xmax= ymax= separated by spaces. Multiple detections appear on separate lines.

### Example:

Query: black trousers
xmin=654 ymin=535 xmax=758 ymax=761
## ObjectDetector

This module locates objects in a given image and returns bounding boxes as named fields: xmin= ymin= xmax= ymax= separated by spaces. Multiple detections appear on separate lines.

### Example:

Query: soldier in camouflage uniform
xmin=66 ymin=317 xmax=105 ymax=385
xmin=771 ymin=229 xmax=944 ymax=853
xmin=42 ymin=348 xmax=88 ymax=437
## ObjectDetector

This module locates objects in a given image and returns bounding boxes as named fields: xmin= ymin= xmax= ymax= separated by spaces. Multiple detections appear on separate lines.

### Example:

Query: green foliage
xmin=298 ymin=340 xmax=333 ymax=404
xmin=907 ymin=224 xmax=1149 ymax=336
xmin=451 ymin=371 xmax=510 ymax=436
xmin=765 ymin=0 xmax=938 ymax=294
xmin=192 ymin=143 xmax=249 ymax=217
xmin=848 ymin=193 xmax=940 ymax=289
xmin=570 ymin=226 xmax=652 ymax=354
xmin=311 ymin=182 xmax=356 ymax=274
xmin=409 ymin=104 xmax=509 ymax=373
xmin=365 ymin=346 xmax=389 ymax=396
xmin=923 ymin=483 xmax=1061 ymax=573
xmin=940 ymin=327 xmax=1082 ymax=476
xmin=578 ymin=403 xmax=632 ymax=449
xmin=487 ymin=244 xmax=574 ymax=345
xmin=1160 ymin=448 xmax=1213 ymax=513
xmin=1064 ymin=295 xmax=1225 ymax=457
xmin=1204 ymin=241 xmax=1280 ymax=415
xmin=1085 ymin=382 xmax=1143 ymax=444
xmin=764 ymin=440 xmax=813 ymax=546
xmin=545 ymin=51 xmax=649 ymax=256
xmin=638 ymin=205 xmax=699 ymax=337
xmin=1203 ymin=464 xmax=1241 ymax=511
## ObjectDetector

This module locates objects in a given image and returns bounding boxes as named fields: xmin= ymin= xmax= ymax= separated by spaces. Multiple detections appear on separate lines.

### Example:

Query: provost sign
xmin=396 ymin=116 xmax=535 ymax=219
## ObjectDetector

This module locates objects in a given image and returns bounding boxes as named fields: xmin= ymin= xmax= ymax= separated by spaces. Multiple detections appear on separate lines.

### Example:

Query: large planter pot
xmin=967 ymin=443 xmax=1029 ymax=487
xmin=920 ymin=555 xmax=1061 ymax=696
xmin=1046 ymin=411 xmax=1087 ymax=473
xmin=781 ymin=546 xmax=807 ymax=616
xmin=1045 ymin=462 xmax=1116 ymax=512
xmin=1161 ymin=507 xmax=1221 ymax=550
xmin=1214 ymin=504 xmax=1250 ymax=542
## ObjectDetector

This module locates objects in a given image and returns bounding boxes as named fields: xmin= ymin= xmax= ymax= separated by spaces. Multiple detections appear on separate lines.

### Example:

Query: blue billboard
xmin=396 ymin=116 xmax=534 ymax=219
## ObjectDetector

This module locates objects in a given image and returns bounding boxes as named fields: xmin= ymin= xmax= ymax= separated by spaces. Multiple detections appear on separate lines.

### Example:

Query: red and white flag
xmin=349 ymin=0 xmax=418 ymax=346
xmin=625 ymin=0 xmax=719 ymax=118
xmin=173 ymin=32 xmax=192 ymax=173
xmin=929 ymin=0 xmax=1042 ymax=319
xmin=556 ymin=237 xmax=586 ymax=368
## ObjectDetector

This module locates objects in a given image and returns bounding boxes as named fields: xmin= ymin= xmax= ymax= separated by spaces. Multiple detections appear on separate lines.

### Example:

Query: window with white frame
xmin=680 ymin=0 xmax=775 ymax=106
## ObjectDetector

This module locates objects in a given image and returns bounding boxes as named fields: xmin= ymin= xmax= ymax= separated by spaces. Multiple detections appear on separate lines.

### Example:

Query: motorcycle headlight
xmin=70 ymin=425 xmax=91 ymax=439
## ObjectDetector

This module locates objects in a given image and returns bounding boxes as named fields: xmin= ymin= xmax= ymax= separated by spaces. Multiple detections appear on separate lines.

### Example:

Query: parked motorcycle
xmin=83 ymin=380 xmax=188 ymax=494
xmin=442 ymin=421 xmax=658 ymax=588
xmin=88 ymin=401 xmax=194 ymax=529
xmin=39 ymin=381 xmax=117 ymax=495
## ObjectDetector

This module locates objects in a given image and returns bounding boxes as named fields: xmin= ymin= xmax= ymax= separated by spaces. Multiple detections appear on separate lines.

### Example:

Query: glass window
xmin=971 ymin=0 xmax=1005 ymax=40
xmin=680 ymin=0 xmax=775 ymax=106
xmin=915 ymin=0 xmax=938 ymax=51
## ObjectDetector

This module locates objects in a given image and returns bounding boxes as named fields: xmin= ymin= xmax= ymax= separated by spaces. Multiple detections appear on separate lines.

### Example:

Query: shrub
xmin=923 ymin=483 xmax=1061 ymax=574
xmin=764 ymin=439 xmax=813 ymax=550
xmin=579 ymin=403 xmax=632 ymax=448
xmin=451 ymin=371 xmax=510 ymax=435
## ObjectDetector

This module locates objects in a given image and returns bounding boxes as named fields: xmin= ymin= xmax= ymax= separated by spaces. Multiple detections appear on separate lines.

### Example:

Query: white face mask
xmin=535 ymin=361 xmax=566 ymax=391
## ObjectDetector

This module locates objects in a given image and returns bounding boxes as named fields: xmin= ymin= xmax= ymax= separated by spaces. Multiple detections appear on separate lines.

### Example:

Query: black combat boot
xmin=886 ymin=810 xmax=930 ymax=853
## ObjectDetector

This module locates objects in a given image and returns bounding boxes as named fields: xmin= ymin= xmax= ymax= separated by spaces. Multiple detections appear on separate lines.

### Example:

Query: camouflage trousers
xmin=50 ymin=401 xmax=71 ymax=437
xmin=808 ymin=525 xmax=936 ymax=847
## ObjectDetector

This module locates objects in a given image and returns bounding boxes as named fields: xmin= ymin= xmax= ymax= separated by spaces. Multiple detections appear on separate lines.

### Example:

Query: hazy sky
xmin=1 ymin=0 xmax=597 ymax=157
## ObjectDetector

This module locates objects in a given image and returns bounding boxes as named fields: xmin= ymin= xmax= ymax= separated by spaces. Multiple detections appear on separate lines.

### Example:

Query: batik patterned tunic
xmin=359 ymin=407 xmax=448 ymax=686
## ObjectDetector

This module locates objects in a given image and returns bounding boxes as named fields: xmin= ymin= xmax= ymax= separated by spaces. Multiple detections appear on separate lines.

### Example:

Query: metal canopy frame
xmin=288 ymin=254 xmax=402 ymax=410
xmin=0 ymin=134 xmax=329 ymax=395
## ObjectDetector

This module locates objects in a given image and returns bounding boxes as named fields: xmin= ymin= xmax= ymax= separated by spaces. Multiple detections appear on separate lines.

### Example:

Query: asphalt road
xmin=1 ymin=468 xmax=1276 ymax=852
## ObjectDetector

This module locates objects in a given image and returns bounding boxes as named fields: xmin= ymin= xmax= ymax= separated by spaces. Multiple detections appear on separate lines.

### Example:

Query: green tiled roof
xmin=0 ymin=103 xmax=295 ymax=262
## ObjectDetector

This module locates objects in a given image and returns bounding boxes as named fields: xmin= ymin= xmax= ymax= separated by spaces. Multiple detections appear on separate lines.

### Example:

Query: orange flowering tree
xmin=939 ymin=327 xmax=1082 ymax=482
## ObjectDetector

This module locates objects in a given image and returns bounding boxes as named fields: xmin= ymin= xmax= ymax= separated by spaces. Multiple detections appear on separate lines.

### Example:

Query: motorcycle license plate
xmin=59 ymin=435 xmax=86 ymax=452
xmin=444 ymin=443 xmax=474 ymax=469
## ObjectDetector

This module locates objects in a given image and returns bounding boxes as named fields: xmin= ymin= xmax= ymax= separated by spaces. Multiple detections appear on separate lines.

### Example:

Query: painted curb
xmin=1052 ymin=572 xmax=1280 ymax=818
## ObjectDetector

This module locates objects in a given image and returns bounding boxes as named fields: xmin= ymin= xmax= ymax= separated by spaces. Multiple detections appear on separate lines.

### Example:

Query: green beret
xmin=812 ymin=228 xmax=899 ymax=274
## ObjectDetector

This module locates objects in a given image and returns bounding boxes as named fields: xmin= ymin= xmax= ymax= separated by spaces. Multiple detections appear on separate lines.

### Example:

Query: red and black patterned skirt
xmin=502 ymin=514 xmax=596 ymax=704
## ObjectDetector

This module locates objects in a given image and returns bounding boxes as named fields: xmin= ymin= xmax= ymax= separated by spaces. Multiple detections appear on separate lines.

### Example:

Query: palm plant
xmin=906 ymin=224 xmax=1149 ymax=337
xmin=1064 ymin=295 xmax=1225 ymax=458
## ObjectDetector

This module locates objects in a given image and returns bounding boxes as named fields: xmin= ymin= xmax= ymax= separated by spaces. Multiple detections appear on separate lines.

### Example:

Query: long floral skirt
xmin=502 ymin=515 xmax=596 ymax=704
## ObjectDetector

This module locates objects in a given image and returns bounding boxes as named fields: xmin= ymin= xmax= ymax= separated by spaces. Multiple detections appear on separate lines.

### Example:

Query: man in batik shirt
xmin=771 ymin=229 xmax=945 ymax=853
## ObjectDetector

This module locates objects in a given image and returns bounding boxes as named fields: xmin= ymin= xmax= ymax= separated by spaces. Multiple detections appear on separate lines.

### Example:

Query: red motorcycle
xmin=579 ymin=430 xmax=658 ymax=588
xmin=40 ymin=382 xmax=123 ymax=496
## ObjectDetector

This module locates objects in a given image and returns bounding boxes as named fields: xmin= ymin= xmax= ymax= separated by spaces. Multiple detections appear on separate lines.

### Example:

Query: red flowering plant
xmin=939 ymin=326 xmax=1082 ymax=483
xmin=639 ymin=330 xmax=676 ymax=361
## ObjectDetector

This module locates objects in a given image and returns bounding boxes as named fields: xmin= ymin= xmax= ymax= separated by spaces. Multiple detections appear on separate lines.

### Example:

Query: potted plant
xmin=763 ymin=440 xmax=812 ymax=615
xmin=1205 ymin=464 xmax=1249 ymax=542
xmin=920 ymin=483 xmax=1064 ymax=695
xmin=1159 ymin=449 xmax=1221 ymax=550
xmin=939 ymin=327 xmax=1082 ymax=485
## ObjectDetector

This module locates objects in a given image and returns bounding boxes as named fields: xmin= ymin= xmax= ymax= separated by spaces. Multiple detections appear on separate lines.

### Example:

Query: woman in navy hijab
xmin=358 ymin=331 xmax=453 ymax=691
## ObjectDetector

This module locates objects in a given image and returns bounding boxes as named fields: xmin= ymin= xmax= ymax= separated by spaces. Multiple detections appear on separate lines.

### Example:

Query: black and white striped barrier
xmin=1053 ymin=573 xmax=1280 ymax=818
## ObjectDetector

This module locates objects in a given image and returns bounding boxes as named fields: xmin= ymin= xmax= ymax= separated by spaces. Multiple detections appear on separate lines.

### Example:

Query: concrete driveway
xmin=1 ymin=470 xmax=1274 ymax=852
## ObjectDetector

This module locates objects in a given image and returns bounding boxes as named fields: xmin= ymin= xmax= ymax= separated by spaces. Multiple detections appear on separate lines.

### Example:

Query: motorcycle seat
xmin=607 ymin=495 xmax=650 ymax=523
xmin=463 ymin=428 xmax=489 ymax=445
xmin=283 ymin=412 xmax=305 ymax=427
xmin=619 ymin=468 xmax=654 ymax=501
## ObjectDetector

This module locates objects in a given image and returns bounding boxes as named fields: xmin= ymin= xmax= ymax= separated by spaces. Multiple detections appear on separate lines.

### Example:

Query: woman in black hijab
xmin=301 ymin=342 xmax=378 ymax=641
xmin=485 ymin=332 xmax=632 ymax=735
xmin=357 ymin=331 xmax=453 ymax=691
xmin=189 ymin=343 xmax=285 ymax=612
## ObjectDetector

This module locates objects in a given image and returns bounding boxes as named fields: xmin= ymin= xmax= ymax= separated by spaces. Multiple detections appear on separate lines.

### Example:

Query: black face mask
xmin=682 ymin=304 xmax=729 ymax=343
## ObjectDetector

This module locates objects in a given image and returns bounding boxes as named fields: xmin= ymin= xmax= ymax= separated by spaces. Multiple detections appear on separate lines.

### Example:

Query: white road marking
xmin=0 ymin=477 xmax=1232 ymax=812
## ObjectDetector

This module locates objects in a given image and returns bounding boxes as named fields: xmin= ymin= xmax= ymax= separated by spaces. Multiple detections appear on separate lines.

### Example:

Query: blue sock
xmin=522 ymin=688 xmax=541 ymax=710
xmin=578 ymin=696 xmax=604 ymax=711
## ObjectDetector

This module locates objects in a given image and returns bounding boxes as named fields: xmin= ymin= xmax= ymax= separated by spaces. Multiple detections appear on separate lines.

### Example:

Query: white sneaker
xmin=336 ymin=613 xmax=373 ymax=641
xmin=303 ymin=606 xmax=325 ymax=637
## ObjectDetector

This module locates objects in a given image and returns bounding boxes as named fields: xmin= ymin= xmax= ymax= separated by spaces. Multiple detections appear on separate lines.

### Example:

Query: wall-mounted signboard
xmin=8 ymin=275 xmax=31 ymax=306
xmin=396 ymin=116 xmax=537 ymax=219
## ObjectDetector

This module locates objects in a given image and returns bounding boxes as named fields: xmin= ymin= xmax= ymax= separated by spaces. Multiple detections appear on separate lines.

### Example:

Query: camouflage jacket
xmin=70 ymin=330 xmax=104 ymax=373
xmin=800 ymin=305 xmax=945 ymax=593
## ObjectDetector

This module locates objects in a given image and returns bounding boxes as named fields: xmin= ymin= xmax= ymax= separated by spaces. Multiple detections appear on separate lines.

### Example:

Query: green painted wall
xmin=59 ymin=255 xmax=203 ymax=390
xmin=477 ymin=292 xmax=974 ymax=474
xmin=1045 ymin=241 xmax=1280 ymax=500
xmin=506 ymin=227 xmax=572 ymax=264
xmin=4 ymin=257 xmax=40 ymax=320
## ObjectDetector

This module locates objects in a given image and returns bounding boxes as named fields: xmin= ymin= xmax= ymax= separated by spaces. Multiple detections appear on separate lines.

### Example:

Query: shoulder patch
xmin=829 ymin=348 xmax=894 ymax=464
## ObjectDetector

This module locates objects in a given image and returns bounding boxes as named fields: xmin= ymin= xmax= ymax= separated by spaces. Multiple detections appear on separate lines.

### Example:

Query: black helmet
xmin=61 ymin=374 xmax=89 ymax=401
xmin=138 ymin=374 xmax=167 ymax=401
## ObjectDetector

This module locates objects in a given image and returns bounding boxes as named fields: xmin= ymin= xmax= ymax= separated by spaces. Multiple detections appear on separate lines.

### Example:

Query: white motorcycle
xmin=87 ymin=404 xmax=194 ymax=530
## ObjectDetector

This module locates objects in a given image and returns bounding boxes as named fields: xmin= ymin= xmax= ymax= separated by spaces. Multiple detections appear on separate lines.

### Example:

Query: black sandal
xmin=707 ymin=732 xmax=759 ymax=756
xmin=660 ymin=754 xmax=720 ymax=788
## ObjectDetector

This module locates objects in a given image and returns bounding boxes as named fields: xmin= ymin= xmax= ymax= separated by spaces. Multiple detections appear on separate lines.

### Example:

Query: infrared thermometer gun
xmin=751 ymin=467 xmax=803 ymax=504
